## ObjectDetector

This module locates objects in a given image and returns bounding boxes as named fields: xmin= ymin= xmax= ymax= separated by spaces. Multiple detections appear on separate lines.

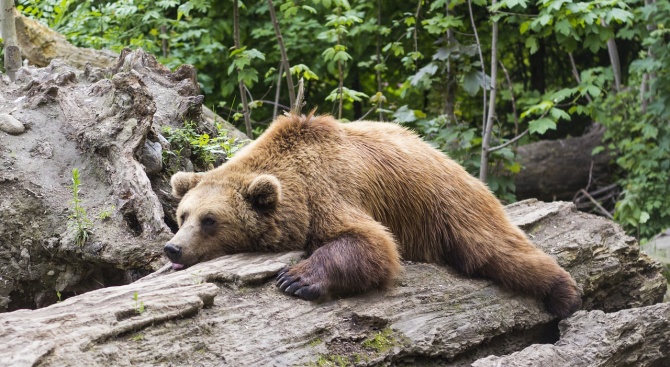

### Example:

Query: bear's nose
xmin=164 ymin=243 xmax=182 ymax=261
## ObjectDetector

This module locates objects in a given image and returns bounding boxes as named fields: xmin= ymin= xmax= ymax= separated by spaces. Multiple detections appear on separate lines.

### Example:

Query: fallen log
xmin=0 ymin=200 xmax=666 ymax=366
xmin=513 ymin=126 xmax=613 ymax=202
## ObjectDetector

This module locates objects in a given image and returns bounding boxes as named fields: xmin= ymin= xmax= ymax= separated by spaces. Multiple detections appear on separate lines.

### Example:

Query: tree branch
xmin=488 ymin=129 xmax=529 ymax=153
xmin=466 ymin=0 xmax=487 ymax=135
xmin=268 ymin=0 xmax=295 ymax=108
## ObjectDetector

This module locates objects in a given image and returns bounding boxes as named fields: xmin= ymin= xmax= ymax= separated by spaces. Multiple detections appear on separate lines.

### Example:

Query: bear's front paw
xmin=276 ymin=267 xmax=325 ymax=300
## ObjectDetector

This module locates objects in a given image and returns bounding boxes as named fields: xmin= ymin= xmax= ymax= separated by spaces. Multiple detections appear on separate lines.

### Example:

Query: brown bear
xmin=166 ymin=113 xmax=582 ymax=318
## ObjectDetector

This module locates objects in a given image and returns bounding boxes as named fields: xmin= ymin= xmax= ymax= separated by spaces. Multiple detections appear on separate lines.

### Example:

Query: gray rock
xmin=0 ymin=114 xmax=25 ymax=135
xmin=139 ymin=139 xmax=162 ymax=175
xmin=473 ymin=302 xmax=670 ymax=367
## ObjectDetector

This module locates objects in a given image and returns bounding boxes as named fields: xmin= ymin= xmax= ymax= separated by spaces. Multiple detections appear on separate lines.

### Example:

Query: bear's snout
xmin=164 ymin=243 xmax=183 ymax=262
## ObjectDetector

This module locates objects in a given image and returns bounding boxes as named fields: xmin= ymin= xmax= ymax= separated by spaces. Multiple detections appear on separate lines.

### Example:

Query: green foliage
xmin=596 ymin=89 xmax=670 ymax=242
xmin=68 ymin=168 xmax=91 ymax=247
xmin=162 ymin=120 xmax=249 ymax=171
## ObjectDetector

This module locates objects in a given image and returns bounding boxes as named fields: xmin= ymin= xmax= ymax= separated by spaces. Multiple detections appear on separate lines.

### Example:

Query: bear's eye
xmin=201 ymin=217 xmax=216 ymax=227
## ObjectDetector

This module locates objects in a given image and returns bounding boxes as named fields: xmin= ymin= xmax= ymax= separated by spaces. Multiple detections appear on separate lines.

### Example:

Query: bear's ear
xmin=244 ymin=174 xmax=282 ymax=210
xmin=171 ymin=172 xmax=202 ymax=198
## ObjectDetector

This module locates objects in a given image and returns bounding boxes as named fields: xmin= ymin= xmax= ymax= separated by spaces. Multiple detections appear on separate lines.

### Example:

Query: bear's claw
xmin=276 ymin=268 xmax=325 ymax=300
xmin=293 ymin=286 xmax=322 ymax=300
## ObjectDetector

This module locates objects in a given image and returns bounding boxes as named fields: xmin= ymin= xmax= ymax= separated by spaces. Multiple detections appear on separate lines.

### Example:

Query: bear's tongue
xmin=171 ymin=263 xmax=184 ymax=270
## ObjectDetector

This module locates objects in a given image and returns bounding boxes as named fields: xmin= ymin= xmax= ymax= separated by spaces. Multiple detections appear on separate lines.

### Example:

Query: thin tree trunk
xmin=600 ymin=19 xmax=622 ymax=93
xmin=466 ymin=0 xmax=487 ymax=133
xmin=1 ymin=1 xmax=22 ymax=81
xmin=273 ymin=62 xmax=283 ymax=120
xmin=160 ymin=25 xmax=168 ymax=57
xmin=376 ymin=0 xmax=383 ymax=121
xmin=268 ymin=0 xmax=295 ymax=109
xmin=444 ymin=2 xmax=456 ymax=121
xmin=336 ymin=5 xmax=343 ymax=120
xmin=233 ymin=0 xmax=252 ymax=138
xmin=479 ymin=0 xmax=498 ymax=182
xmin=499 ymin=60 xmax=518 ymax=137
xmin=641 ymin=0 xmax=656 ymax=113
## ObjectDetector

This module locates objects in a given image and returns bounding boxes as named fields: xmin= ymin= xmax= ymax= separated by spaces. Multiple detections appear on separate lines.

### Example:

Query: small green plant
xmin=98 ymin=205 xmax=115 ymax=220
xmin=130 ymin=334 xmax=144 ymax=342
xmin=68 ymin=168 xmax=92 ymax=247
xmin=132 ymin=291 xmax=145 ymax=315
xmin=56 ymin=291 xmax=62 ymax=303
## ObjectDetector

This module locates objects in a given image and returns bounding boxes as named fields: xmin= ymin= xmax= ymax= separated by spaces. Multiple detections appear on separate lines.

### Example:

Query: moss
xmin=361 ymin=328 xmax=395 ymax=353
xmin=308 ymin=338 xmax=323 ymax=347
xmin=310 ymin=355 xmax=351 ymax=367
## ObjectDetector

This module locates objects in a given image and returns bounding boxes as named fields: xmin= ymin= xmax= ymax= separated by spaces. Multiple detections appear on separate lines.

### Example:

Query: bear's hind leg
xmin=277 ymin=217 xmax=402 ymax=300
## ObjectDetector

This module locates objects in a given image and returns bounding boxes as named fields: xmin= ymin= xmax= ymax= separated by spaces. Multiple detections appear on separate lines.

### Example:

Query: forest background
xmin=1 ymin=0 xmax=668 ymax=243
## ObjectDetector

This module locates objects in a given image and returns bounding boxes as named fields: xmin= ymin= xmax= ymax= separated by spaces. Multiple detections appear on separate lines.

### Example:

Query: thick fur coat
xmin=166 ymin=113 xmax=582 ymax=318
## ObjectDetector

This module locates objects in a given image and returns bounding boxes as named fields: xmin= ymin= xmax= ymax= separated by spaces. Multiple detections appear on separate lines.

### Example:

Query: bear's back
xmin=231 ymin=114 xmax=514 ymax=264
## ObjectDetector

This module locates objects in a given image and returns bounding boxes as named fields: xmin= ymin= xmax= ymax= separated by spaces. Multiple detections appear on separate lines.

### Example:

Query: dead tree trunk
xmin=0 ymin=201 xmax=666 ymax=366
xmin=1 ymin=2 xmax=22 ymax=80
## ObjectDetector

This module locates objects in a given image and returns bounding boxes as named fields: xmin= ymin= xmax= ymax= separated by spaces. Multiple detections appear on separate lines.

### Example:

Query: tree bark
xmin=0 ymin=201 xmax=666 ymax=366
xmin=1 ymin=2 xmax=22 ymax=81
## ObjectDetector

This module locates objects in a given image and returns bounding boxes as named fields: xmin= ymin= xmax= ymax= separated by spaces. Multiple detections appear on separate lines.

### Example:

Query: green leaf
xmin=238 ymin=69 xmax=258 ymax=86
xmin=639 ymin=211 xmax=650 ymax=224
xmin=529 ymin=117 xmax=557 ymax=135
xmin=244 ymin=48 xmax=265 ymax=60
xmin=410 ymin=63 xmax=438 ymax=87
xmin=519 ymin=20 xmax=531 ymax=35
xmin=462 ymin=70 xmax=489 ymax=96
xmin=301 ymin=5 xmax=317 ymax=14
xmin=549 ymin=107 xmax=571 ymax=121
xmin=393 ymin=105 xmax=422 ymax=123
xmin=525 ymin=36 xmax=538 ymax=54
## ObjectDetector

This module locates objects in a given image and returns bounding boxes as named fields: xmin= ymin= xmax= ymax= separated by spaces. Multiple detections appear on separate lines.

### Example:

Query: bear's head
xmin=164 ymin=171 xmax=283 ymax=270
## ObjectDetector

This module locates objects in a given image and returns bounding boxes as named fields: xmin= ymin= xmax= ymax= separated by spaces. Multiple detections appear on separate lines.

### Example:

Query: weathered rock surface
xmin=0 ymin=49 xmax=244 ymax=311
xmin=473 ymin=302 xmax=670 ymax=367
xmin=0 ymin=200 xmax=666 ymax=366
xmin=14 ymin=12 xmax=247 ymax=141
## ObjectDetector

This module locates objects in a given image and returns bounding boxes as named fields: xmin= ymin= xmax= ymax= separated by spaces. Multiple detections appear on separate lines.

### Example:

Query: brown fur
xmin=167 ymin=113 xmax=582 ymax=318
